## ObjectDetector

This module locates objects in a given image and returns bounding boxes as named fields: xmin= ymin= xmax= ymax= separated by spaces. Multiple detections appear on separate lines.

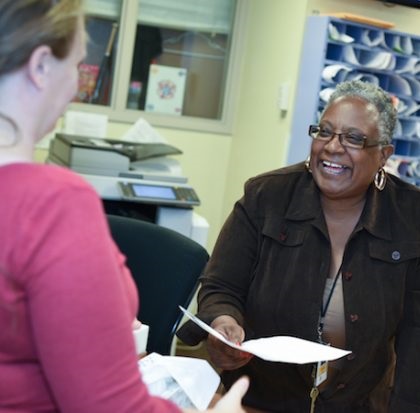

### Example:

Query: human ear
xmin=381 ymin=145 xmax=394 ymax=166
xmin=27 ymin=45 xmax=53 ymax=89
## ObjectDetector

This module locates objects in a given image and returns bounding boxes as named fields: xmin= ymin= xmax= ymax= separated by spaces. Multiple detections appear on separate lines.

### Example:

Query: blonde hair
xmin=0 ymin=0 xmax=83 ymax=76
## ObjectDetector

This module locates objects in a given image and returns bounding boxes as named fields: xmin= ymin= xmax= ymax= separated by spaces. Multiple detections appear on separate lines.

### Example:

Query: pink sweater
xmin=0 ymin=163 xmax=179 ymax=413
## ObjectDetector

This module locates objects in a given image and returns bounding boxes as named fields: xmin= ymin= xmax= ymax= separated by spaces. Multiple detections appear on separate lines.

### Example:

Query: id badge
xmin=314 ymin=360 xmax=328 ymax=386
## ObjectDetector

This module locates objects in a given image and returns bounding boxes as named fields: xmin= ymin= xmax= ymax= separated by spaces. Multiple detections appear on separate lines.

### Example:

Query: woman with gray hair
xmin=178 ymin=80 xmax=420 ymax=412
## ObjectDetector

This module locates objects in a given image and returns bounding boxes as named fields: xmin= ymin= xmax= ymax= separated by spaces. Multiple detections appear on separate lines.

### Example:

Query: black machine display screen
xmin=131 ymin=184 xmax=176 ymax=200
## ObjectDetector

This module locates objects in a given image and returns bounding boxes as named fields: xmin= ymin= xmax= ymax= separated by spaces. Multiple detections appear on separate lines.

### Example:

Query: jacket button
xmin=279 ymin=232 xmax=287 ymax=241
xmin=337 ymin=383 xmax=346 ymax=390
xmin=350 ymin=314 xmax=359 ymax=322
xmin=391 ymin=251 xmax=401 ymax=261
xmin=343 ymin=271 xmax=352 ymax=281
xmin=347 ymin=353 xmax=356 ymax=361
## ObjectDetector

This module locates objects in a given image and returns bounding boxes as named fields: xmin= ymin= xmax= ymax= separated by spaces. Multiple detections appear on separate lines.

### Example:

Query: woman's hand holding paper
xmin=206 ymin=315 xmax=253 ymax=370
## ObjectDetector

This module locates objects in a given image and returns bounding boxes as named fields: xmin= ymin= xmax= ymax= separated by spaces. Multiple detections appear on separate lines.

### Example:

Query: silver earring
xmin=305 ymin=156 xmax=312 ymax=173
xmin=374 ymin=168 xmax=386 ymax=191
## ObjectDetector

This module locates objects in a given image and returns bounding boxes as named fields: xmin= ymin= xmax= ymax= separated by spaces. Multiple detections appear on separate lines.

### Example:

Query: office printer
xmin=48 ymin=133 xmax=208 ymax=246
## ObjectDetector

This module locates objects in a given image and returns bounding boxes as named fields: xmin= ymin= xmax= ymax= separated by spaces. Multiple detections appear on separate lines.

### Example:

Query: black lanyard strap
xmin=318 ymin=261 xmax=343 ymax=338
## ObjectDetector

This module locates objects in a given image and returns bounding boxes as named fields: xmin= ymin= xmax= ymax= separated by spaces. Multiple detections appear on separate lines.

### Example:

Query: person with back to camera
xmin=177 ymin=79 xmax=420 ymax=412
xmin=0 ymin=1 xmax=250 ymax=411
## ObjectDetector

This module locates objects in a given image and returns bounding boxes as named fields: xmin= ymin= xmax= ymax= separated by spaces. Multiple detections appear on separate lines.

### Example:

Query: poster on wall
xmin=145 ymin=64 xmax=187 ymax=116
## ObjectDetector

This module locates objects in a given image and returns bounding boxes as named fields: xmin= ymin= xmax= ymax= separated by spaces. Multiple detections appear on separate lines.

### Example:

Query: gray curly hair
xmin=321 ymin=80 xmax=397 ymax=144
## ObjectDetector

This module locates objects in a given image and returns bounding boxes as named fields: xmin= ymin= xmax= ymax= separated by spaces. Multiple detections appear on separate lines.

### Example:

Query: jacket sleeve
xmin=389 ymin=259 xmax=420 ymax=412
xmin=177 ymin=178 xmax=260 ymax=345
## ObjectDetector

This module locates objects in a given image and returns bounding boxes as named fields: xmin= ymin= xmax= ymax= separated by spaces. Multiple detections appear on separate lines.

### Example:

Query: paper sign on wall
xmin=145 ymin=64 xmax=187 ymax=116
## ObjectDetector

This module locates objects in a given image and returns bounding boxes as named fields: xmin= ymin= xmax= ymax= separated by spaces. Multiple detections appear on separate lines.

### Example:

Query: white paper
xmin=179 ymin=306 xmax=351 ymax=364
xmin=63 ymin=110 xmax=108 ymax=138
xmin=405 ymin=77 xmax=420 ymax=100
xmin=400 ymin=100 xmax=420 ymax=117
xmin=328 ymin=23 xmax=354 ymax=44
xmin=358 ymin=50 xmax=395 ymax=70
xmin=321 ymin=64 xmax=351 ymax=83
xmin=319 ymin=87 xmax=335 ymax=103
xmin=342 ymin=46 xmax=360 ymax=65
xmin=400 ymin=36 xmax=414 ymax=55
xmin=139 ymin=352 xmax=220 ymax=410
xmin=401 ymin=119 xmax=419 ymax=137
xmin=386 ymin=35 xmax=413 ymax=55
xmin=387 ymin=74 xmax=412 ymax=96
xmin=395 ymin=56 xmax=418 ymax=75
xmin=346 ymin=72 xmax=380 ymax=86
xmin=119 ymin=117 xmax=167 ymax=144
xmin=360 ymin=29 xmax=384 ymax=47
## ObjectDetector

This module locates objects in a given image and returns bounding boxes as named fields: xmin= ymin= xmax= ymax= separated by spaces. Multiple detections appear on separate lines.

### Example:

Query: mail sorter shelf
xmin=325 ymin=43 xmax=419 ymax=74
xmin=287 ymin=15 xmax=420 ymax=187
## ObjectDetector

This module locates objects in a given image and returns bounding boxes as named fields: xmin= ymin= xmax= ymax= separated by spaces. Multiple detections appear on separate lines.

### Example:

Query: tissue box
xmin=133 ymin=324 xmax=149 ymax=355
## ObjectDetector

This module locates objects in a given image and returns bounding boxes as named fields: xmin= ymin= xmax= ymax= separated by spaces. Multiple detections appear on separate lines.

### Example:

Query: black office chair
xmin=106 ymin=214 xmax=209 ymax=355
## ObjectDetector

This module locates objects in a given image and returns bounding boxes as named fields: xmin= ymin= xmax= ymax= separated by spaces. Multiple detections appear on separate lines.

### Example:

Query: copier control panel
xmin=118 ymin=182 xmax=200 ymax=208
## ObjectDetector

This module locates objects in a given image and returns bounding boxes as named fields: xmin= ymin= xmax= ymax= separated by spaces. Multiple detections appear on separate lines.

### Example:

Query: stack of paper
xmin=387 ymin=74 xmax=412 ymax=96
xmin=395 ymin=56 xmax=419 ymax=75
xmin=345 ymin=72 xmax=379 ymax=85
xmin=328 ymin=23 xmax=354 ymax=44
xmin=384 ymin=35 xmax=414 ymax=55
xmin=360 ymin=29 xmax=384 ymax=48
xmin=322 ymin=64 xmax=352 ymax=83
xmin=139 ymin=352 xmax=220 ymax=410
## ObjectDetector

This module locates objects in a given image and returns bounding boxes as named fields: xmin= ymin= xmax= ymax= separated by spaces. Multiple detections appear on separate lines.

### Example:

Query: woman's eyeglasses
xmin=308 ymin=124 xmax=388 ymax=149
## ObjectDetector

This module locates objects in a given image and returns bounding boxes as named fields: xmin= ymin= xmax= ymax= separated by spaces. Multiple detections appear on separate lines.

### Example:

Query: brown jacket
xmin=177 ymin=163 xmax=420 ymax=412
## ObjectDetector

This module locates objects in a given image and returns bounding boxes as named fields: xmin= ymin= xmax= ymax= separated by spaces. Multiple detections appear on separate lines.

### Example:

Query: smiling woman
xmin=178 ymin=80 xmax=420 ymax=412
xmin=308 ymin=82 xmax=394 ymax=201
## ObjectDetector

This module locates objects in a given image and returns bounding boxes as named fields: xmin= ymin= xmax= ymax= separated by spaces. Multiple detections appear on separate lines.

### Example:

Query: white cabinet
xmin=287 ymin=16 xmax=420 ymax=185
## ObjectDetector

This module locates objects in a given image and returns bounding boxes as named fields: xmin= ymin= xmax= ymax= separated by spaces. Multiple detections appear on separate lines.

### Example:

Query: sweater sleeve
xmin=15 ymin=181 xmax=181 ymax=413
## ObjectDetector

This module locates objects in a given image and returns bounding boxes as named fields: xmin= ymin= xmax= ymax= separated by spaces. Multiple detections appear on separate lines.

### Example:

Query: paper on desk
xmin=139 ymin=352 xmax=220 ymax=410
xmin=179 ymin=306 xmax=351 ymax=364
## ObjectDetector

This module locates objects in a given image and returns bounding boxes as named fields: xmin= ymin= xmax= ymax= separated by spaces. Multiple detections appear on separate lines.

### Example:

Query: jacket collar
xmin=284 ymin=171 xmax=393 ymax=241
xmin=360 ymin=184 xmax=392 ymax=241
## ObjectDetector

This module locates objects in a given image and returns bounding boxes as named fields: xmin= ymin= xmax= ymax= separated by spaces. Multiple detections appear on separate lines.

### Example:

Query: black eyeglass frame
xmin=308 ymin=124 xmax=389 ymax=149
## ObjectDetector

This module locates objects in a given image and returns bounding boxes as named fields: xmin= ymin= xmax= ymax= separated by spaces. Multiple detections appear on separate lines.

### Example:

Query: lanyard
xmin=311 ymin=261 xmax=344 ymax=413
xmin=318 ymin=261 xmax=343 ymax=343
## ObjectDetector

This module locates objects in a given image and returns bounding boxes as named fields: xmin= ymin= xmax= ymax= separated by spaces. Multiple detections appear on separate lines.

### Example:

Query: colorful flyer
xmin=145 ymin=64 xmax=187 ymax=116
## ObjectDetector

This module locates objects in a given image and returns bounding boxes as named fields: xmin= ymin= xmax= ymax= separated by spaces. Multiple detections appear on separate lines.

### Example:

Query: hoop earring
xmin=0 ymin=112 xmax=20 ymax=147
xmin=374 ymin=168 xmax=386 ymax=191
xmin=305 ymin=156 xmax=312 ymax=173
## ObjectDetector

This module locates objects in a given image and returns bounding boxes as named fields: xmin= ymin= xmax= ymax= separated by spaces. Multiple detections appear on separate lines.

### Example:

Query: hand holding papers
xmin=179 ymin=306 xmax=351 ymax=364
